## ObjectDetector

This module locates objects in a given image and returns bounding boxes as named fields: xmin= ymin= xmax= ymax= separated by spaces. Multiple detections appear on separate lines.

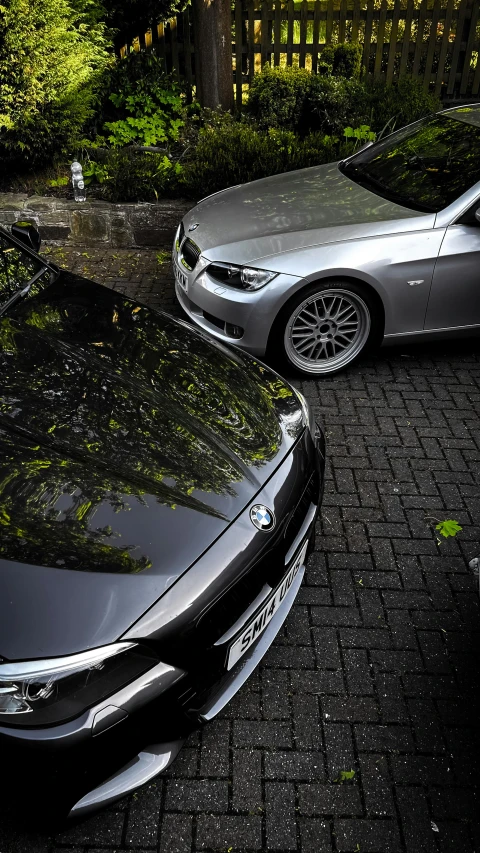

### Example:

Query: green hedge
xmin=180 ymin=118 xmax=342 ymax=199
xmin=247 ymin=65 xmax=440 ymax=138
xmin=0 ymin=0 xmax=111 ymax=166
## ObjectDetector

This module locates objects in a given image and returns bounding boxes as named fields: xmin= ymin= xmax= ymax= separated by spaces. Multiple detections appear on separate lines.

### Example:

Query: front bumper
xmin=0 ymin=426 xmax=325 ymax=822
xmin=173 ymin=243 xmax=303 ymax=357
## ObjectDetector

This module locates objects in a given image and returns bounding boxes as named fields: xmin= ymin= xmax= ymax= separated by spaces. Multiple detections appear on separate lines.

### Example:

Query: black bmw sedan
xmin=0 ymin=222 xmax=325 ymax=821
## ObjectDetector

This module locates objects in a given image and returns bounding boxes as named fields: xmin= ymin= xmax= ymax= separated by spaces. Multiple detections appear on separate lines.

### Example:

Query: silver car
xmin=174 ymin=104 xmax=480 ymax=376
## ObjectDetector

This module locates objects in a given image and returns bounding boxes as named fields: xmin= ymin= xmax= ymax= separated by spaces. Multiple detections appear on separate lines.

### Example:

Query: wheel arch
xmin=268 ymin=271 xmax=386 ymax=354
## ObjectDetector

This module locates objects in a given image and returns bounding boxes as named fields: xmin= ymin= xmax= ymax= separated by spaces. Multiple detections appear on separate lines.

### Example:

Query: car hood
xmin=0 ymin=272 xmax=303 ymax=659
xmin=184 ymin=162 xmax=434 ymax=266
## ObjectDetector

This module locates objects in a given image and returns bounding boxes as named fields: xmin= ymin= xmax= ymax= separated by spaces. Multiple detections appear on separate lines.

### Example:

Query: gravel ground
xmin=1 ymin=245 xmax=479 ymax=853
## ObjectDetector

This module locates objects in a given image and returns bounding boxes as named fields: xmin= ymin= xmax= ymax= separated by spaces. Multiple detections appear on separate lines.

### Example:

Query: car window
xmin=341 ymin=114 xmax=480 ymax=213
xmin=0 ymin=232 xmax=48 ymax=306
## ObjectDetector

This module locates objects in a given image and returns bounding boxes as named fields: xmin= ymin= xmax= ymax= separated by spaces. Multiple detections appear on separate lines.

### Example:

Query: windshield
xmin=340 ymin=114 xmax=480 ymax=213
xmin=0 ymin=231 xmax=51 ymax=310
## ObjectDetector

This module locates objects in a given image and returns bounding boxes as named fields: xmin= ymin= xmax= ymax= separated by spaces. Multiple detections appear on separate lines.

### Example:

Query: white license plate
xmin=174 ymin=260 xmax=188 ymax=292
xmin=227 ymin=539 xmax=308 ymax=670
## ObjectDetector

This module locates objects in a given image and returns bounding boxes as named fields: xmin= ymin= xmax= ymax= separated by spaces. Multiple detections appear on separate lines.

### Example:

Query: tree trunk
xmin=193 ymin=0 xmax=234 ymax=111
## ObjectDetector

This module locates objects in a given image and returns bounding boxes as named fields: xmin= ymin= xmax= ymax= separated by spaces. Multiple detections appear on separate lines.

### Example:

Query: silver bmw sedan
xmin=173 ymin=104 xmax=480 ymax=376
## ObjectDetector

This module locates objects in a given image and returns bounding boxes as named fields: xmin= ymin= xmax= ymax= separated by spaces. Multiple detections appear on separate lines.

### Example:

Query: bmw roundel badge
xmin=250 ymin=504 xmax=275 ymax=532
xmin=188 ymin=223 xmax=199 ymax=232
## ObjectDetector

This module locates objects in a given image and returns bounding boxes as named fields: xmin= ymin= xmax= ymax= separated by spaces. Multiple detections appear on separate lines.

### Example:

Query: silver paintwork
xmin=69 ymin=741 xmax=184 ymax=818
xmin=174 ymin=104 xmax=480 ymax=368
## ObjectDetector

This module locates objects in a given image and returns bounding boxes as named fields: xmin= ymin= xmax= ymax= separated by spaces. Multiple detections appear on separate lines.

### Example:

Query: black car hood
xmin=0 ymin=271 xmax=303 ymax=659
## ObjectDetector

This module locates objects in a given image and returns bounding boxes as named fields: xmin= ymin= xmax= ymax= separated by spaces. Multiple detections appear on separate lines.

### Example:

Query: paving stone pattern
xmin=1 ymin=246 xmax=480 ymax=853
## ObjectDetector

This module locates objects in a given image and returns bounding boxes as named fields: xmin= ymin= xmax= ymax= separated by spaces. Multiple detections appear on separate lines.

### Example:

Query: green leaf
xmin=336 ymin=769 xmax=356 ymax=783
xmin=435 ymin=519 xmax=462 ymax=538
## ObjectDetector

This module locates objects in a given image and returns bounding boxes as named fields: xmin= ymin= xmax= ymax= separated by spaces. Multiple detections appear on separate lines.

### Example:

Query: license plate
xmin=174 ymin=261 xmax=188 ymax=292
xmin=227 ymin=539 xmax=308 ymax=670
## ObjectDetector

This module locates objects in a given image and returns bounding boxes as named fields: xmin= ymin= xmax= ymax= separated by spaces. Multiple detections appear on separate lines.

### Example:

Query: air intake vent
xmin=181 ymin=239 xmax=201 ymax=271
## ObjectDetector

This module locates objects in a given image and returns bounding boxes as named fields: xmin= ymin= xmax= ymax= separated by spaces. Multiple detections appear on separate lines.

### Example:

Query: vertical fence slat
xmin=287 ymin=0 xmax=294 ymax=65
xmin=352 ymin=0 xmax=361 ymax=43
xmin=326 ymin=0 xmax=334 ymax=45
xmin=447 ymin=0 xmax=468 ymax=95
xmin=412 ymin=0 xmax=427 ymax=77
xmin=248 ymin=0 xmax=255 ymax=80
xmin=423 ymin=0 xmax=441 ymax=90
xmin=460 ymin=1 xmax=480 ymax=94
xmin=182 ymin=9 xmax=193 ymax=97
xmin=300 ymin=0 xmax=308 ymax=67
xmin=274 ymin=0 xmax=281 ymax=66
xmin=261 ymin=0 xmax=269 ymax=67
xmin=435 ymin=0 xmax=454 ymax=95
xmin=473 ymin=18 xmax=480 ymax=95
xmin=235 ymin=0 xmax=243 ymax=107
xmin=386 ymin=0 xmax=401 ymax=84
xmin=339 ymin=0 xmax=347 ymax=43
xmin=399 ymin=0 xmax=414 ymax=77
xmin=312 ymin=0 xmax=321 ymax=73
xmin=157 ymin=21 xmax=166 ymax=68
xmin=362 ymin=0 xmax=374 ymax=74
xmin=170 ymin=17 xmax=179 ymax=78
xmin=472 ymin=50 xmax=480 ymax=96
xmin=374 ymin=0 xmax=388 ymax=77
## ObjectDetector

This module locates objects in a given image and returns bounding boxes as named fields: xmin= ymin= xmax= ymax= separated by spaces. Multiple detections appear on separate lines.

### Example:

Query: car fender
xmin=262 ymin=227 xmax=445 ymax=336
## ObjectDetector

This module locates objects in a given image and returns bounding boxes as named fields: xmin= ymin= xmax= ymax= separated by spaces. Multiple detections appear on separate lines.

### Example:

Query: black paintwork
xmin=0 ymin=233 xmax=306 ymax=660
xmin=0 ymin=227 xmax=326 ymax=822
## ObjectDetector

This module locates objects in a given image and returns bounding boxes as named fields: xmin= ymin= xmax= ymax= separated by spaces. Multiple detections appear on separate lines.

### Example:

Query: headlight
xmin=293 ymin=387 xmax=315 ymax=439
xmin=0 ymin=642 xmax=158 ymax=727
xmin=207 ymin=262 xmax=277 ymax=291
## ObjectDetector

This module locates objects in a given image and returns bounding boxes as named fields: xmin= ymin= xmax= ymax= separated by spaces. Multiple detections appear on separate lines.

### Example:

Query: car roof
xmin=440 ymin=103 xmax=480 ymax=127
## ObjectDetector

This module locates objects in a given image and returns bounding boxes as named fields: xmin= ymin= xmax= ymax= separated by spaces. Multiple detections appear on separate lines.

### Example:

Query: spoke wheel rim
xmin=284 ymin=288 xmax=371 ymax=374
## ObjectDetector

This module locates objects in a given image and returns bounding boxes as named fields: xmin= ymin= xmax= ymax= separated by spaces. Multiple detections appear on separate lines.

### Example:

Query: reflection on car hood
xmin=0 ymin=272 xmax=303 ymax=658
xmin=183 ymin=162 xmax=433 ymax=266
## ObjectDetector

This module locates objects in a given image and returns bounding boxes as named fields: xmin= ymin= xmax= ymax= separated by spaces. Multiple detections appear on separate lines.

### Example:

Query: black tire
xmin=269 ymin=279 xmax=382 ymax=377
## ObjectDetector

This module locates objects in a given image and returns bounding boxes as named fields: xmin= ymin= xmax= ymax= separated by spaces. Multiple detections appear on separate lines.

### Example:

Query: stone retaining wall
xmin=0 ymin=194 xmax=193 ymax=247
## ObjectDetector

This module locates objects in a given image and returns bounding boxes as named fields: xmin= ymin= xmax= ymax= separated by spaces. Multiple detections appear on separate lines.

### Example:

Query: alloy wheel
xmin=284 ymin=288 xmax=371 ymax=374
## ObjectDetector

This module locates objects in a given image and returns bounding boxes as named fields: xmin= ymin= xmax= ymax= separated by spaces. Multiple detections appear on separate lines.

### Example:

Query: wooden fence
xmin=117 ymin=0 xmax=480 ymax=106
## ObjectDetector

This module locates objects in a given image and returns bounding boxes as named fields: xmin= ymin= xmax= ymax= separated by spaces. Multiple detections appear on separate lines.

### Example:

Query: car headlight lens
xmin=0 ymin=642 xmax=158 ymax=727
xmin=208 ymin=262 xmax=277 ymax=291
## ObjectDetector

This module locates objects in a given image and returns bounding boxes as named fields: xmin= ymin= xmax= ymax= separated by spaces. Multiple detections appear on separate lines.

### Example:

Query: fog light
xmin=225 ymin=323 xmax=243 ymax=339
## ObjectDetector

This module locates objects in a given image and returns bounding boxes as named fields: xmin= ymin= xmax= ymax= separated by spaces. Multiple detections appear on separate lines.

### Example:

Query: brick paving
xmin=1 ymin=245 xmax=480 ymax=853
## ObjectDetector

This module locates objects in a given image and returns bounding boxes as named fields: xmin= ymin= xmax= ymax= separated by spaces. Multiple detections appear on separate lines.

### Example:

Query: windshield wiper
xmin=0 ymin=265 xmax=50 ymax=317
xmin=342 ymin=163 xmax=436 ymax=213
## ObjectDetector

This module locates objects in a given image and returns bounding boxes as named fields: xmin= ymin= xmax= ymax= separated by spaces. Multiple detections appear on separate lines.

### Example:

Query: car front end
xmin=1 ymin=414 xmax=324 ymax=823
xmin=173 ymin=219 xmax=302 ymax=356
xmin=0 ymin=248 xmax=325 ymax=822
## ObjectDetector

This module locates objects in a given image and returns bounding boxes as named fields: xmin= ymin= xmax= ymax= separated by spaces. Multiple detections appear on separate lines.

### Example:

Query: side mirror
xmin=11 ymin=220 xmax=41 ymax=254
xmin=475 ymin=208 xmax=480 ymax=225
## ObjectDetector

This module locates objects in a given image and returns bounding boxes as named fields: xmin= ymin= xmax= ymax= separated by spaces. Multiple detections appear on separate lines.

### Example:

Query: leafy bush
xmin=247 ymin=66 xmax=363 ymax=138
xmin=247 ymin=65 xmax=439 ymax=142
xmin=320 ymin=42 xmax=363 ymax=79
xmin=181 ymin=118 xmax=341 ymax=198
xmin=247 ymin=66 xmax=313 ymax=131
xmin=301 ymin=75 xmax=365 ymax=136
xmin=80 ymin=148 xmax=182 ymax=202
xmin=97 ymin=52 xmax=188 ymax=148
xmin=356 ymin=76 xmax=441 ymax=135
xmin=0 ymin=0 xmax=111 ymax=166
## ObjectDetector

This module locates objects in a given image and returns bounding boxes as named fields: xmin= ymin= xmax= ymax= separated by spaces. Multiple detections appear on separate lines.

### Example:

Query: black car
xmin=0 ymin=222 xmax=325 ymax=821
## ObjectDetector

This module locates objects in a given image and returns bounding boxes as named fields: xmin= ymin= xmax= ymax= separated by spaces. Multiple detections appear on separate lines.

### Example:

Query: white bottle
xmin=71 ymin=160 xmax=86 ymax=202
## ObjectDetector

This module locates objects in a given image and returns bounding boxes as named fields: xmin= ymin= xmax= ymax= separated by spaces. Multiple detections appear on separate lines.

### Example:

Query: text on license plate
xmin=227 ymin=539 xmax=308 ymax=670
xmin=174 ymin=262 xmax=188 ymax=291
